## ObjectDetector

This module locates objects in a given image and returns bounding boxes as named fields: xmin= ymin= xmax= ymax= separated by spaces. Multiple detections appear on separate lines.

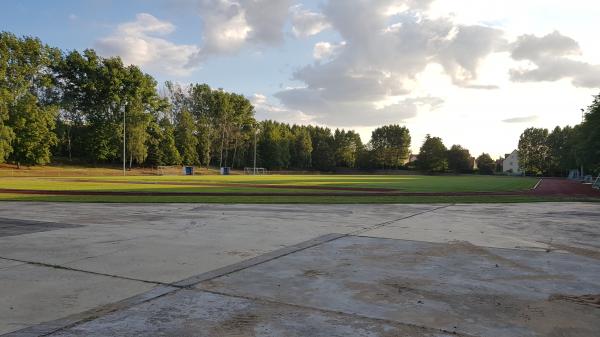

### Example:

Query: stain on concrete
xmin=49 ymin=290 xmax=457 ymax=337
xmin=0 ymin=217 xmax=83 ymax=237
xmin=196 ymin=236 xmax=600 ymax=337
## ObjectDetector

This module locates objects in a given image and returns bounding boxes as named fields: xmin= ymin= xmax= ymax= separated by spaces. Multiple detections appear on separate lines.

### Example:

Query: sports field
xmin=1 ymin=174 xmax=597 ymax=203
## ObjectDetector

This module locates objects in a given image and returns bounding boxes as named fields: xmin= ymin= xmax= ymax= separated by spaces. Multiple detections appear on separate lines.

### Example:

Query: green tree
xmin=290 ymin=126 xmax=312 ymax=169
xmin=333 ymin=129 xmax=363 ymax=168
xmin=447 ymin=145 xmax=472 ymax=173
xmin=370 ymin=125 xmax=411 ymax=169
xmin=0 ymin=32 xmax=59 ymax=165
xmin=476 ymin=153 xmax=495 ymax=175
xmin=579 ymin=94 xmax=600 ymax=174
xmin=8 ymin=93 xmax=57 ymax=165
xmin=546 ymin=126 xmax=580 ymax=176
xmin=257 ymin=120 xmax=291 ymax=170
xmin=309 ymin=126 xmax=335 ymax=171
xmin=416 ymin=135 xmax=448 ymax=173
xmin=146 ymin=117 xmax=182 ymax=167
xmin=158 ymin=118 xmax=181 ymax=165
xmin=175 ymin=109 xmax=198 ymax=165
xmin=518 ymin=127 xmax=549 ymax=175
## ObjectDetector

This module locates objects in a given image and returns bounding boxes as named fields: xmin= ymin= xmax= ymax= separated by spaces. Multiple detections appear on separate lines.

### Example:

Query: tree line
xmin=5 ymin=31 xmax=596 ymax=174
xmin=517 ymin=96 xmax=600 ymax=176
xmin=0 ymin=32 xmax=424 ymax=171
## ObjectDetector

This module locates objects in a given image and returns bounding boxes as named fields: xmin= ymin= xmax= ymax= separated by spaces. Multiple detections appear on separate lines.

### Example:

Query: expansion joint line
xmin=349 ymin=204 xmax=453 ymax=236
xmin=0 ymin=256 xmax=170 ymax=287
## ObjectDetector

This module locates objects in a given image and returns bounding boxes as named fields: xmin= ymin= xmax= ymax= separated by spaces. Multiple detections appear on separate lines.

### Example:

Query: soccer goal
xmin=593 ymin=175 xmax=600 ymax=190
xmin=244 ymin=167 xmax=267 ymax=175
xmin=156 ymin=165 xmax=178 ymax=176
xmin=567 ymin=169 xmax=581 ymax=180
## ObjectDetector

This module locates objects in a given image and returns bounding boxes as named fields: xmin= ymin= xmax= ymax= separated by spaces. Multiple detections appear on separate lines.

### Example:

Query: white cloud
xmin=95 ymin=13 xmax=200 ymax=77
xmin=502 ymin=115 xmax=539 ymax=124
xmin=508 ymin=31 xmax=600 ymax=88
xmin=275 ymin=0 xmax=506 ymax=126
xmin=192 ymin=0 xmax=292 ymax=60
xmin=290 ymin=4 xmax=331 ymax=38
xmin=251 ymin=93 xmax=314 ymax=124
xmin=313 ymin=41 xmax=345 ymax=60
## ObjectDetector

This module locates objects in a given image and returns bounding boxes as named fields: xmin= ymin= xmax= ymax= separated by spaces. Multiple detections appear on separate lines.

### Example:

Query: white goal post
xmin=155 ymin=165 xmax=178 ymax=176
xmin=244 ymin=167 xmax=267 ymax=175
xmin=593 ymin=175 xmax=600 ymax=190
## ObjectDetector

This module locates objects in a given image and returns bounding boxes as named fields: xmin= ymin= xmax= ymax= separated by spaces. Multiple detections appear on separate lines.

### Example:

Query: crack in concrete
xmin=0 ymin=256 xmax=169 ymax=287
xmin=350 ymin=204 xmax=454 ymax=236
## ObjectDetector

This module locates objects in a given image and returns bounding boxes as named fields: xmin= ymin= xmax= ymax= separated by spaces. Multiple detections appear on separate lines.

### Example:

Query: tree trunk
xmin=67 ymin=126 xmax=72 ymax=161
xmin=219 ymin=122 xmax=225 ymax=167
xmin=232 ymin=132 xmax=239 ymax=168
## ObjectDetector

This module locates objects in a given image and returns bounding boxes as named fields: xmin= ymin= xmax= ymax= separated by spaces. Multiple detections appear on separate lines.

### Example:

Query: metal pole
xmin=123 ymin=109 xmax=126 ymax=176
xmin=253 ymin=128 xmax=257 ymax=175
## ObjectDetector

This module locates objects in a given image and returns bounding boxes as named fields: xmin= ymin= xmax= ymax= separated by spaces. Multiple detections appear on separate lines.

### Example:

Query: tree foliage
xmin=370 ymin=125 xmax=410 ymax=169
xmin=476 ymin=153 xmax=495 ymax=175
xmin=447 ymin=145 xmax=472 ymax=173
xmin=518 ymin=127 xmax=549 ymax=175
xmin=417 ymin=135 xmax=448 ymax=173
xmin=0 ymin=32 xmax=59 ymax=165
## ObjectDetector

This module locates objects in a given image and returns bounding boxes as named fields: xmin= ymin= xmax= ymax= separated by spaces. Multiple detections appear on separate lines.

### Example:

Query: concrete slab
xmin=0 ymin=203 xmax=436 ymax=283
xmin=364 ymin=203 xmax=600 ymax=251
xmin=49 ymin=290 xmax=456 ymax=337
xmin=1 ymin=202 xmax=599 ymax=336
xmin=0 ymin=262 xmax=154 ymax=335
xmin=196 ymin=236 xmax=600 ymax=337
xmin=0 ymin=203 xmax=436 ymax=334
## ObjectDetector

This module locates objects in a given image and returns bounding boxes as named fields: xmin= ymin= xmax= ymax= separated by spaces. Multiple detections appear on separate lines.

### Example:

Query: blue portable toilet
xmin=220 ymin=167 xmax=230 ymax=175
xmin=183 ymin=166 xmax=194 ymax=175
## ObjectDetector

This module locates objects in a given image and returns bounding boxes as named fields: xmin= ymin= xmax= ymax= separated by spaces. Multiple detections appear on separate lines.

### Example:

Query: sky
xmin=2 ymin=0 xmax=600 ymax=158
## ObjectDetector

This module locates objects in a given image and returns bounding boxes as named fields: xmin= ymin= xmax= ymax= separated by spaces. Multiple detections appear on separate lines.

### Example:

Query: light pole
xmin=253 ymin=126 xmax=258 ymax=175
xmin=123 ymin=109 xmax=126 ymax=176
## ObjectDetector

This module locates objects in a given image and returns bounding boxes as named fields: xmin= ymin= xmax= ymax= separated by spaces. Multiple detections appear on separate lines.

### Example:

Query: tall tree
xmin=476 ymin=153 xmax=495 ymax=175
xmin=370 ymin=125 xmax=411 ymax=169
xmin=257 ymin=120 xmax=291 ymax=170
xmin=518 ymin=127 xmax=549 ymax=175
xmin=290 ymin=126 xmax=312 ymax=169
xmin=0 ymin=32 xmax=59 ymax=166
xmin=333 ymin=129 xmax=363 ymax=168
xmin=175 ymin=109 xmax=198 ymax=165
xmin=447 ymin=144 xmax=472 ymax=173
xmin=309 ymin=126 xmax=335 ymax=171
xmin=158 ymin=118 xmax=181 ymax=165
xmin=579 ymin=94 xmax=600 ymax=174
xmin=416 ymin=135 xmax=448 ymax=173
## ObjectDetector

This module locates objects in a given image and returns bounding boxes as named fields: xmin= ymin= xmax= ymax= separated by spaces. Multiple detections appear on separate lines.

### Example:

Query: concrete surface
xmin=197 ymin=236 xmax=600 ymax=337
xmin=0 ymin=202 xmax=599 ymax=336
xmin=51 ymin=289 xmax=456 ymax=337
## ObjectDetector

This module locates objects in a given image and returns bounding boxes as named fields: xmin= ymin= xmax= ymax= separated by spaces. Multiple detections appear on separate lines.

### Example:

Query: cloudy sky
xmin=3 ymin=0 xmax=600 ymax=157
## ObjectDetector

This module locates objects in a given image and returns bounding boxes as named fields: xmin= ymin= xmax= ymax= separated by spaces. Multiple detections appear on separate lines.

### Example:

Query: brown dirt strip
xmin=1 ymin=178 xmax=598 ymax=198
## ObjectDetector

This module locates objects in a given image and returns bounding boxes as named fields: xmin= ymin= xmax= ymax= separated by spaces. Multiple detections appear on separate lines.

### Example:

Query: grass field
xmin=0 ymin=173 xmax=582 ymax=203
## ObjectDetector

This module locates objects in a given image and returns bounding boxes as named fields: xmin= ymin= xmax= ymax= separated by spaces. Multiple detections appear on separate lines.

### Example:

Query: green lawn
xmin=0 ymin=174 xmax=537 ymax=192
xmin=0 ymin=174 xmax=577 ymax=204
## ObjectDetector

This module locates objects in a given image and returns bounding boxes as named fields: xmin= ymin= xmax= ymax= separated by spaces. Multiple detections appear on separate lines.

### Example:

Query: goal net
xmin=156 ymin=166 xmax=178 ymax=176
xmin=567 ymin=169 xmax=581 ymax=180
xmin=244 ymin=167 xmax=267 ymax=175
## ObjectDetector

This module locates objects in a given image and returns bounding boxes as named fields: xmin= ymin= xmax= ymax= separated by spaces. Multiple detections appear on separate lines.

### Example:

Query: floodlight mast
xmin=123 ymin=109 xmax=126 ymax=176
xmin=253 ymin=126 xmax=258 ymax=175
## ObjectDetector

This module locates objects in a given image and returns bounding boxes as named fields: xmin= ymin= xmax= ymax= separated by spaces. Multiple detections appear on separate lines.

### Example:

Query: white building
xmin=502 ymin=150 xmax=521 ymax=174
